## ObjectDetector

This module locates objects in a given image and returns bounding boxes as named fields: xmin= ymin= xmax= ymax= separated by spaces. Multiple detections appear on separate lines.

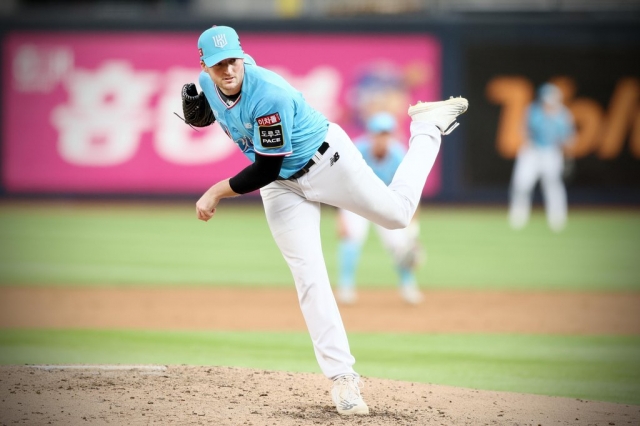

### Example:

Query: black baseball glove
xmin=181 ymin=83 xmax=216 ymax=127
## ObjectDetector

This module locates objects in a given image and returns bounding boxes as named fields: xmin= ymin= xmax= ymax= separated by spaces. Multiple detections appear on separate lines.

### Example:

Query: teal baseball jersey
xmin=527 ymin=103 xmax=575 ymax=149
xmin=199 ymin=62 xmax=329 ymax=179
xmin=354 ymin=137 xmax=406 ymax=185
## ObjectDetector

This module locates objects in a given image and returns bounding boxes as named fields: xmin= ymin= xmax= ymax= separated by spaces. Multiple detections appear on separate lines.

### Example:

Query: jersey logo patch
xmin=213 ymin=34 xmax=227 ymax=48
xmin=257 ymin=113 xmax=281 ymax=126
xmin=259 ymin=124 xmax=284 ymax=149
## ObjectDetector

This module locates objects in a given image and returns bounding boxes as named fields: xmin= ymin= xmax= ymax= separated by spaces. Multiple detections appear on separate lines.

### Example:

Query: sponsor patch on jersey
xmin=256 ymin=113 xmax=281 ymax=126
xmin=259 ymin=124 xmax=284 ymax=149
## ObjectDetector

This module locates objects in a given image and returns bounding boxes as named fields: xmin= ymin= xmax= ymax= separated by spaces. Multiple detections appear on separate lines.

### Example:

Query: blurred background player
xmin=508 ymin=83 xmax=576 ymax=232
xmin=336 ymin=112 xmax=424 ymax=305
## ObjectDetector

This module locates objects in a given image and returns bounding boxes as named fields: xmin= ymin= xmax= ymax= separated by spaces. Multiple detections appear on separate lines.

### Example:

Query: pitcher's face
xmin=202 ymin=58 xmax=245 ymax=96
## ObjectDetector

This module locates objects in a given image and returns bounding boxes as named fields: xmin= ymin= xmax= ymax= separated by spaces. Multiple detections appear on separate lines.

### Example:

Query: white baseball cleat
xmin=396 ymin=240 xmax=424 ymax=270
xmin=400 ymin=283 xmax=424 ymax=305
xmin=337 ymin=287 xmax=357 ymax=305
xmin=408 ymin=96 xmax=469 ymax=135
xmin=331 ymin=375 xmax=369 ymax=416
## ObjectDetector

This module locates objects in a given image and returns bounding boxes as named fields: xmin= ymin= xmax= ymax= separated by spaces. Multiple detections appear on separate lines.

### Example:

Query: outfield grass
xmin=0 ymin=202 xmax=638 ymax=290
xmin=0 ymin=329 xmax=638 ymax=406
xmin=1 ymin=203 xmax=638 ymax=406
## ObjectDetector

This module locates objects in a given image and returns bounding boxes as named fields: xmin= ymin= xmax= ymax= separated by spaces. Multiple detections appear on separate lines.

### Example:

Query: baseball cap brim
xmin=202 ymin=48 xmax=245 ymax=67
xmin=367 ymin=113 xmax=396 ymax=133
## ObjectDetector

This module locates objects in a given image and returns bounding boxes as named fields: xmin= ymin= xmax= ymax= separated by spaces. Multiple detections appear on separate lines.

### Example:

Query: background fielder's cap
xmin=366 ymin=112 xmax=397 ymax=134
xmin=198 ymin=26 xmax=244 ymax=67
xmin=538 ymin=82 xmax=562 ymax=106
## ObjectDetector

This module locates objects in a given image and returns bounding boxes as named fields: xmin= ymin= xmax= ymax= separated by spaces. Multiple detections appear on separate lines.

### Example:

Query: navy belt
xmin=277 ymin=141 xmax=329 ymax=180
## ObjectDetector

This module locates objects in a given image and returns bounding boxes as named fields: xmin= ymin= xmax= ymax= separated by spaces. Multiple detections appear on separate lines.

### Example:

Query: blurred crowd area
xmin=2 ymin=0 xmax=639 ymax=19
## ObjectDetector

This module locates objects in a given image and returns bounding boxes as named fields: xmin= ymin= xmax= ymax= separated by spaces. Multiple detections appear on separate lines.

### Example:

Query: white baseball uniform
xmin=197 ymin=29 xmax=442 ymax=380
xmin=508 ymin=84 xmax=575 ymax=232
xmin=260 ymin=121 xmax=440 ymax=378
xmin=337 ymin=129 xmax=422 ymax=305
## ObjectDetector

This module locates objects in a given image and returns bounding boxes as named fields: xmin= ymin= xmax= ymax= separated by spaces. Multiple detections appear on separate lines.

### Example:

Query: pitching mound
xmin=1 ymin=365 xmax=638 ymax=426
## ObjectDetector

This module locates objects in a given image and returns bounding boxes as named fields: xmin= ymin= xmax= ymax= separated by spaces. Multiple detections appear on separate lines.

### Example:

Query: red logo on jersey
xmin=257 ymin=113 xmax=281 ymax=126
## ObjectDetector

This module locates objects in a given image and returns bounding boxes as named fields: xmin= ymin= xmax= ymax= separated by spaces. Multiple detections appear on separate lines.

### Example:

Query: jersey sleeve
xmin=251 ymin=94 xmax=293 ymax=156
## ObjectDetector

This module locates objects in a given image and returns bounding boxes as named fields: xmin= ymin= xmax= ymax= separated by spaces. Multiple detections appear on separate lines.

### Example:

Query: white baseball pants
xmin=339 ymin=208 xmax=416 ymax=266
xmin=259 ymin=121 xmax=440 ymax=379
xmin=508 ymin=145 xmax=567 ymax=232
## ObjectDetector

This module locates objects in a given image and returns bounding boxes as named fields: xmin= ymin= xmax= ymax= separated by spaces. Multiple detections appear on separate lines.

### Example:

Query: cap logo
xmin=198 ymin=48 xmax=203 ymax=58
xmin=213 ymin=34 xmax=228 ymax=48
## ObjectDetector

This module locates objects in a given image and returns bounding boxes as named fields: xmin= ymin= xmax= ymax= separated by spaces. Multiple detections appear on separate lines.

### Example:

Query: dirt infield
xmin=1 ymin=287 xmax=639 ymax=425
xmin=1 ymin=287 xmax=640 ymax=334
xmin=1 ymin=365 xmax=639 ymax=426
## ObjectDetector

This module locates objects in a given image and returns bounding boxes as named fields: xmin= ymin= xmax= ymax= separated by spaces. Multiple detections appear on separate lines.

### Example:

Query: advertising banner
xmin=464 ymin=44 xmax=640 ymax=191
xmin=3 ymin=32 xmax=441 ymax=195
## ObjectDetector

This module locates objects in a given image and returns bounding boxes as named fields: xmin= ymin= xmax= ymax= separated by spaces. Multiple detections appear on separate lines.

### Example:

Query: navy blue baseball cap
xmin=367 ymin=112 xmax=397 ymax=134
xmin=198 ymin=26 xmax=245 ymax=67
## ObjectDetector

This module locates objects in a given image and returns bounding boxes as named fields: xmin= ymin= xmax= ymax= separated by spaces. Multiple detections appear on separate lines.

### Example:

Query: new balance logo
xmin=339 ymin=401 xmax=357 ymax=410
xmin=330 ymin=152 xmax=340 ymax=166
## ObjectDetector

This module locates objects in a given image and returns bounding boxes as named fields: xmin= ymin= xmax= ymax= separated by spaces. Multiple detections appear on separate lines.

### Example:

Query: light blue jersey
xmin=354 ymin=137 xmax=406 ymax=185
xmin=527 ymin=103 xmax=574 ymax=149
xmin=199 ymin=62 xmax=329 ymax=178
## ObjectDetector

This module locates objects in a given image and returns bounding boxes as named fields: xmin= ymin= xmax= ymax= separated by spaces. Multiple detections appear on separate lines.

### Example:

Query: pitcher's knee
xmin=381 ymin=212 xmax=411 ymax=230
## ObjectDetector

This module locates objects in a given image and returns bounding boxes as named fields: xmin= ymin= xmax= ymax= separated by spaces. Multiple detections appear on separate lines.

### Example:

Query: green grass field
xmin=1 ymin=330 xmax=638 ymax=405
xmin=0 ymin=202 xmax=639 ymax=405
xmin=0 ymin=202 xmax=638 ymax=289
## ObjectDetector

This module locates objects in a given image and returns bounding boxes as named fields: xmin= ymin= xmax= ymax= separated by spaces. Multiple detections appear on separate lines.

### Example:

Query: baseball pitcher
xmin=184 ymin=25 xmax=468 ymax=416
